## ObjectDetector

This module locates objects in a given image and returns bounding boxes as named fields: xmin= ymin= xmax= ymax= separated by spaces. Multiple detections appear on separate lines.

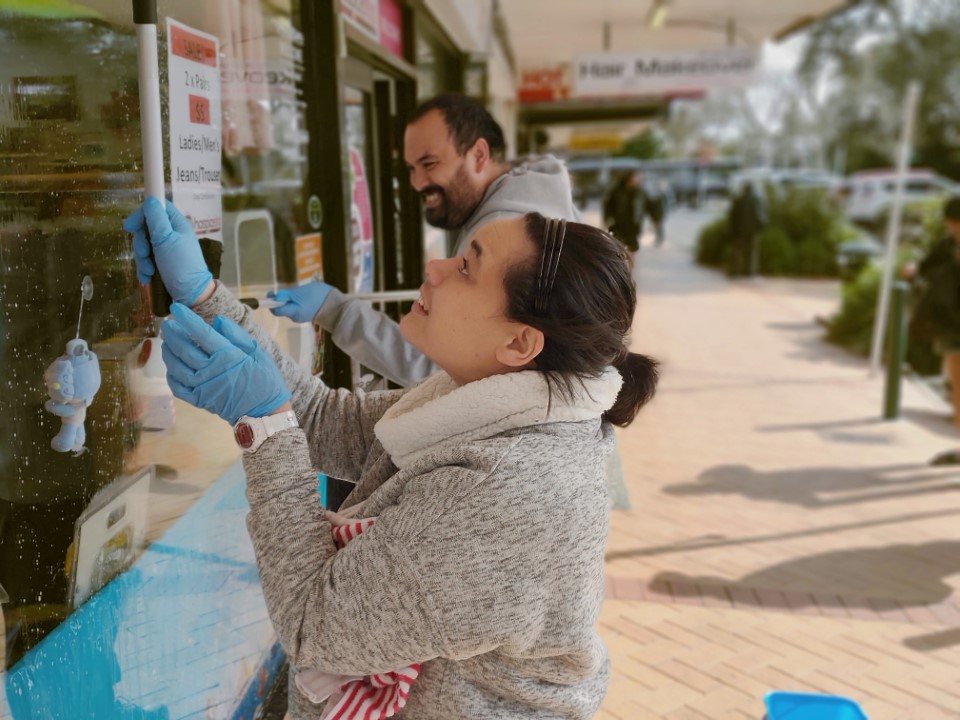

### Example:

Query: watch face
xmin=234 ymin=422 xmax=255 ymax=449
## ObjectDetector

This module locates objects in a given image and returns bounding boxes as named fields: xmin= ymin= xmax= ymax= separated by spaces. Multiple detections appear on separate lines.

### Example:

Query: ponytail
xmin=512 ymin=214 xmax=659 ymax=428
xmin=603 ymin=352 xmax=659 ymax=427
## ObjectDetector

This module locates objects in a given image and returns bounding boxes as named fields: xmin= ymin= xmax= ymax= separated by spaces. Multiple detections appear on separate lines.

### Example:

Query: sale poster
xmin=348 ymin=147 xmax=374 ymax=294
xmin=294 ymin=233 xmax=323 ymax=283
xmin=167 ymin=18 xmax=223 ymax=240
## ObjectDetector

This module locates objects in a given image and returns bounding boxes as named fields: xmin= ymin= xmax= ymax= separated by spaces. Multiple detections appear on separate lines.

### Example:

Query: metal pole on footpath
xmin=883 ymin=282 xmax=909 ymax=420
xmin=870 ymin=81 xmax=921 ymax=375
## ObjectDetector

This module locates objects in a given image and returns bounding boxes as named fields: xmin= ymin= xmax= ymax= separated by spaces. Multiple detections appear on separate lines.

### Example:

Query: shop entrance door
xmin=323 ymin=59 xmax=420 ymax=511
xmin=340 ymin=59 xmax=421 ymax=391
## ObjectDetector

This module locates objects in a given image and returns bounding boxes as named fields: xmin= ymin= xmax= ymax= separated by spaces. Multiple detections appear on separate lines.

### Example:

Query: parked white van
xmin=844 ymin=169 xmax=956 ymax=224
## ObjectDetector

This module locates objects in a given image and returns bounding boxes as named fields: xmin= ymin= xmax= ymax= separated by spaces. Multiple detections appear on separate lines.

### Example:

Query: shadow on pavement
xmin=759 ymin=410 xmax=959 ymax=444
xmin=649 ymin=540 xmax=960 ymax=612
xmin=903 ymin=627 xmax=960 ymax=652
xmin=606 ymin=508 xmax=960 ymax=561
xmin=901 ymin=407 xmax=960 ymax=441
xmin=777 ymin=325 xmax=878 ymax=370
xmin=664 ymin=462 xmax=959 ymax=509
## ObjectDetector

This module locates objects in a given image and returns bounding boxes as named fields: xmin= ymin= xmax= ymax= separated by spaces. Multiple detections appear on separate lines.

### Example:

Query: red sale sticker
xmin=170 ymin=24 xmax=217 ymax=66
xmin=189 ymin=95 xmax=210 ymax=125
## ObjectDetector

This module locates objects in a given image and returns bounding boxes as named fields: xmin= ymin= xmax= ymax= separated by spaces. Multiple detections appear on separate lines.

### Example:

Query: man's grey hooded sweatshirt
xmin=315 ymin=155 xmax=580 ymax=386
xmin=195 ymin=282 xmax=615 ymax=720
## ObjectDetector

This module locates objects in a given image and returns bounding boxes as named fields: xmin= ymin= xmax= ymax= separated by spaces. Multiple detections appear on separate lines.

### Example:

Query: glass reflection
xmin=0 ymin=12 xmax=145 ymax=667
xmin=1 ymin=7 xmax=307 ymax=716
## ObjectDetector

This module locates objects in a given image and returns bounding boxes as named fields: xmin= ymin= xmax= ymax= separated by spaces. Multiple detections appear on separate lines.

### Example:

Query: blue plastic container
xmin=764 ymin=691 xmax=868 ymax=720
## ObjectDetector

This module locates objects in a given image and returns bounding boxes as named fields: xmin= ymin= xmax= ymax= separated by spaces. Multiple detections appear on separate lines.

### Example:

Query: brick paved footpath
xmin=596 ymin=209 xmax=960 ymax=720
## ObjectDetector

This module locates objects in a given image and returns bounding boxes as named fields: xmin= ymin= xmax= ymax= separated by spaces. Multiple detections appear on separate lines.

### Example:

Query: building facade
xmin=0 ymin=1 xmax=516 ymax=715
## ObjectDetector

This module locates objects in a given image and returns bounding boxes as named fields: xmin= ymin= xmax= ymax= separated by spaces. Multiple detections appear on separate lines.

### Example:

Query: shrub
xmin=757 ymin=227 xmax=794 ymax=275
xmin=794 ymin=236 xmax=839 ymax=276
xmin=825 ymin=265 xmax=880 ymax=356
xmin=875 ymin=197 xmax=946 ymax=250
xmin=695 ymin=216 xmax=731 ymax=268
xmin=826 ymin=195 xmax=952 ymax=374
xmin=698 ymin=186 xmax=852 ymax=278
xmin=825 ymin=261 xmax=941 ymax=375
xmin=766 ymin=188 xmax=843 ymax=249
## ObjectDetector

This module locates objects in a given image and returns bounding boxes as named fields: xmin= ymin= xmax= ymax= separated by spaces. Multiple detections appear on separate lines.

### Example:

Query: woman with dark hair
xmin=125 ymin=199 xmax=658 ymax=719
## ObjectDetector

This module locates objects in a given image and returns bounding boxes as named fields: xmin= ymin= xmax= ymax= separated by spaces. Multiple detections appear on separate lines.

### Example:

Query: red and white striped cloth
xmin=320 ymin=516 xmax=422 ymax=720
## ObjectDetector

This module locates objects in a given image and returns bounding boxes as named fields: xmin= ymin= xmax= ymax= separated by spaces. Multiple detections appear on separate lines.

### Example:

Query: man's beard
xmin=421 ymin=163 xmax=482 ymax=230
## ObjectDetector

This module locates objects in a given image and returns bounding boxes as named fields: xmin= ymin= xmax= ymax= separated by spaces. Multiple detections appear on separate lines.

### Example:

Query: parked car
xmin=844 ymin=169 xmax=956 ymax=225
xmin=729 ymin=167 xmax=843 ymax=195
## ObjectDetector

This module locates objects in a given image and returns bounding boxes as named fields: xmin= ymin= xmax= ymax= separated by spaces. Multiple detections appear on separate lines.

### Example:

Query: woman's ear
xmin=495 ymin=324 xmax=544 ymax=369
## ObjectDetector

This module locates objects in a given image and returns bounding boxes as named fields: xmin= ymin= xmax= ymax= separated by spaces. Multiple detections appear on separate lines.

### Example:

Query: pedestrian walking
xmin=124 ymin=197 xmax=659 ymax=720
xmin=645 ymin=178 xmax=668 ymax=247
xmin=603 ymin=171 xmax=644 ymax=265
xmin=728 ymin=182 xmax=767 ymax=277
xmin=903 ymin=197 xmax=960 ymax=462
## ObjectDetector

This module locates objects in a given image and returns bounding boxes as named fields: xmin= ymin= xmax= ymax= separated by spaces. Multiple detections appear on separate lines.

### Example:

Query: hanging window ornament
xmin=43 ymin=275 xmax=102 ymax=456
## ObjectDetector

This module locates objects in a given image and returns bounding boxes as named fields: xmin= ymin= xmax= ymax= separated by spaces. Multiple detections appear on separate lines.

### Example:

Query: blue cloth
xmin=267 ymin=282 xmax=333 ymax=323
xmin=123 ymin=198 xmax=213 ymax=306
xmin=160 ymin=303 xmax=290 ymax=424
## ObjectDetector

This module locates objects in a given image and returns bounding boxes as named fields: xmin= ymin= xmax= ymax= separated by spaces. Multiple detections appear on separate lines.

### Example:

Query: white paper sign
xmin=575 ymin=48 xmax=758 ymax=98
xmin=167 ymin=18 xmax=223 ymax=240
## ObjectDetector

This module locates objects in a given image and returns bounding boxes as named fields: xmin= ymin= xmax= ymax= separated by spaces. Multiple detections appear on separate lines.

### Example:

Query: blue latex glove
xmin=123 ymin=197 xmax=213 ymax=306
xmin=266 ymin=282 xmax=333 ymax=323
xmin=160 ymin=303 xmax=291 ymax=424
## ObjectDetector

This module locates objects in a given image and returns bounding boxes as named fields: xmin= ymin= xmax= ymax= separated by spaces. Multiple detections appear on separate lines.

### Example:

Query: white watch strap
xmin=263 ymin=410 xmax=298 ymax=437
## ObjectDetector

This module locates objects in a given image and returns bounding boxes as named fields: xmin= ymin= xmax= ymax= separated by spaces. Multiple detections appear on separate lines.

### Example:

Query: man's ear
xmin=469 ymin=138 xmax=492 ymax=174
xmin=495 ymin=324 xmax=544 ymax=369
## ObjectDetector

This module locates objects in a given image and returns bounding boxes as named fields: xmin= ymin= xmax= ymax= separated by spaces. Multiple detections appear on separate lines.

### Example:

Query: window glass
xmin=343 ymin=85 xmax=375 ymax=295
xmin=415 ymin=33 xmax=437 ymax=100
xmin=1 ymin=10 xmax=147 ymax=670
xmin=1 ymin=3 xmax=311 ymax=714
xmin=414 ymin=29 xmax=456 ymax=260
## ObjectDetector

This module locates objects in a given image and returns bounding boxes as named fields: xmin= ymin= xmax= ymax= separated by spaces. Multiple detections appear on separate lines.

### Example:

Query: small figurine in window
xmin=43 ymin=339 xmax=102 ymax=455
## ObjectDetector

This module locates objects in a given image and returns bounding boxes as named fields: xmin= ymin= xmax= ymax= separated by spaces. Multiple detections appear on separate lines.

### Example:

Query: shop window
xmin=1 ymin=15 xmax=146 ymax=674
xmin=12 ymin=76 xmax=81 ymax=122
xmin=1 ymin=2 xmax=312 ymax=714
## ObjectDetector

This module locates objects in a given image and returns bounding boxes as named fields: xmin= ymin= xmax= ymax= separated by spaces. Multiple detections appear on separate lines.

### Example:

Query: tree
xmin=616 ymin=128 xmax=665 ymax=160
xmin=657 ymin=0 xmax=960 ymax=175
xmin=798 ymin=0 xmax=960 ymax=179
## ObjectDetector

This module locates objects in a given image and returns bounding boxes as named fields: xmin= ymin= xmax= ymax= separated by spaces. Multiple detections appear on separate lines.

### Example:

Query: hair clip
xmin=535 ymin=218 xmax=567 ymax=313
xmin=545 ymin=220 xmax=566 ymax=298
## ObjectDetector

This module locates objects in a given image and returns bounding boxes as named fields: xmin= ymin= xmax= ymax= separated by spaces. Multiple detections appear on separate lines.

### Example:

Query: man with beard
xmin=267 ymin=93 xmax=580 ymax=386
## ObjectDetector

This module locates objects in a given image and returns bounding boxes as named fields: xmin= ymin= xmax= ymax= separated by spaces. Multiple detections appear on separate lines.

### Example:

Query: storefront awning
xmin=503 ymin=0 xmax=857 ymax=125
xmin=501 ymin=0 xmax=857 ymax=67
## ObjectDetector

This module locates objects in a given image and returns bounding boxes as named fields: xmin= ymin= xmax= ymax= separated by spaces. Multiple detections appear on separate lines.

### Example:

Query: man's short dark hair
xmin=944 ymin=196 xmax=960 ymax=221
xmin=408 ymin=94 xmax=506 ymax=161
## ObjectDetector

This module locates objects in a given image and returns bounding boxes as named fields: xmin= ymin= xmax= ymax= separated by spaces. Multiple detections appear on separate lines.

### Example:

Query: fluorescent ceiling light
xmin=646 ymin=0 xmax=670 ymax=29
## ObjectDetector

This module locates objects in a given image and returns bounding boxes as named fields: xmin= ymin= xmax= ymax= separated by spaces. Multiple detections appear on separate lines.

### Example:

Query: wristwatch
xmin=233 ymin=410 xmax=298 ymax=453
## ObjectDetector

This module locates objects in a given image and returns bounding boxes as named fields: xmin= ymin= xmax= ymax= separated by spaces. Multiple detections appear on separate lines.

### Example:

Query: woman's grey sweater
xmin=195 ymin=283 xmax=613 ymax=719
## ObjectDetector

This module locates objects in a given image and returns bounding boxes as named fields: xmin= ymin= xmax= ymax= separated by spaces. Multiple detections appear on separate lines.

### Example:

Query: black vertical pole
xmin=301 ymin=0 xmax=352 ymax=392
xmin=395 ymin=78 xmax=423 ymax=289
xmin=883 ymin=281 xmax=909 ymax=420
xmin=374 ymin=79 xmax=400 ymax=293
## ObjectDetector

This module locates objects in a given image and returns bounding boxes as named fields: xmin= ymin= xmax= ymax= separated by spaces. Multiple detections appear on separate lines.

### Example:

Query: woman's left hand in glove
xmin=160 ymin=303 xmax=291 ymax=424
xmin=123 ymin=197 xmax=214 ymax=306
